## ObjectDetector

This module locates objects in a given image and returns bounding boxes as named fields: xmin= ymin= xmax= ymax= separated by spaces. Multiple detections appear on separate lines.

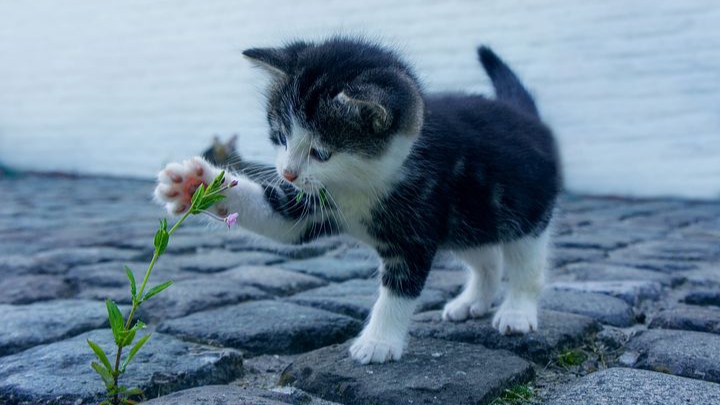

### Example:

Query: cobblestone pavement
xmin=1 ymin=174 xmax=719 ymax=404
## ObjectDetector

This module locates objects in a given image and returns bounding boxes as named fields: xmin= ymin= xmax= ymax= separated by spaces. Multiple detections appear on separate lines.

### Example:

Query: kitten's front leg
xmin=154 ymin=157 xmax=311 ymax=243
xmin=350 ymin=251 xmax=433 ymax=364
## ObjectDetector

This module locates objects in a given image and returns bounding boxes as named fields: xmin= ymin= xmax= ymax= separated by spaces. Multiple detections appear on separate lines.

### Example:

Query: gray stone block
xmin=163 ymin=249 xmax=285 ymax=273
xmin=545 ymin=367 xmax=720 ymax=405
xmin=0 ymin=299 xmax=108 ymax=356
xmin=158 ymin=300 xmax=362 ymax=356
xmin=0 ymin=275 xmax=72 ymax=304
xmin=549 ymin=280 xmax=662 ymax=305
xmin=30 ymin=247 xmax=142 ymax=274
xmin=218 ymin=265 xmax=328 ymax=296
xmin=649 ymin=305 xmax=720 ymax=334
xmin=223 ymin=232 xmax=344 ymax=259
xmin=683 ymin=289 xmax=720 ymax=307
xmin=278 ymin=256 xmax=378 ymax=282
xmin=555 ymin=263 xmax=680 ymax=286
xmin=541 ymin=290 xmax=636 ymax=327
xmin=142 ymin=386 xmax=289 ymax=405
xmin=410 ymin=310 xmax=599 ymax=363
xmin=554 ymin=229 xmax=644 ymax=251
xmin=287 ymin=279 xmax=449 ymax=320
xmin=280 ymin=338 xmax=534 ymax=405
xmin=611 ymin=239 xmax=720 ymax=263
xmin=138 ymin=278 xmax=269 ymax=322
xmin=65 ymin=260 xmax=195 ymax=289
xmin=0 ymin=329 xmax=244 ymax=405
xmin=552 ymin=247 xmax=606 ymax=268
xmin=626 ymin=329 xmax=720 ymax=383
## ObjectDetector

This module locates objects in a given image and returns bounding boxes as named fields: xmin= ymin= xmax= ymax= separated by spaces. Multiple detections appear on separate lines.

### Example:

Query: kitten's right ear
xmin=242 ymin=48 xmax=290 ymax=76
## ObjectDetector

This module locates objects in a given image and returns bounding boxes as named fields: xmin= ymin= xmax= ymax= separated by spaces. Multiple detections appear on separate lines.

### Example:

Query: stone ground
xmin=1 ymin=173 xmax=720 ymax=405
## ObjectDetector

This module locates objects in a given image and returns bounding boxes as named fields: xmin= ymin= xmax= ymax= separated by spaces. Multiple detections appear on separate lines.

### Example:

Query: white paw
xmin=492 ymin=303 xmax=538 ymax=335
xmin=349 ymin=336 xmax=403 ymax=364
xmin=442 ymin=296 xmax=490 ymax=322
xmin=154 ymin=157 xmax=215 ymax=215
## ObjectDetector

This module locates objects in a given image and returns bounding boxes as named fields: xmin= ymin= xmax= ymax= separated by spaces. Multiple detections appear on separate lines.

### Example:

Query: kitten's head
xmin=243 ymin=37 xmax=424 ymax=195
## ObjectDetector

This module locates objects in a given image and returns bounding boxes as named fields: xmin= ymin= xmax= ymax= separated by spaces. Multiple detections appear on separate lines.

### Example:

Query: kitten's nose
xmin=283 ymin=170 xmax=298 ymax=182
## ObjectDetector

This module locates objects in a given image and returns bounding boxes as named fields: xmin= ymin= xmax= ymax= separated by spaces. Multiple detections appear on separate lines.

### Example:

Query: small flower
xmin=224 ymin=212 xmax=239 ymax=227
xmin=229 ymin=179 xmax=238 ymax=188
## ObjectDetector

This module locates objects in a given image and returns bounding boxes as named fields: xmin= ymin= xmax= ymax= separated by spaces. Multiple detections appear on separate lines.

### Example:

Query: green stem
xmin=110 ymin=209 xmax=192 ymax=404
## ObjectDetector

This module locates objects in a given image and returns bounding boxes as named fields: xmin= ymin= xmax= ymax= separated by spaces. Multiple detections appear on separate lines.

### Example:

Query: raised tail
xmin=478 ymin=46 xmax=539 ymax=118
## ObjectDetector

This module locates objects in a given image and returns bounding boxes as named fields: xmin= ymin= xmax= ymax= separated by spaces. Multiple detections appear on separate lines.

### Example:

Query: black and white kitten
xmin=155 ymin=37 xmax=560 ymax=364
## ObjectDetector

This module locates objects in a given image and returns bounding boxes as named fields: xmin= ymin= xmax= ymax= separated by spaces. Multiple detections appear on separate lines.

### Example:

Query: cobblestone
xmin=287 ymin=278 xmax=449 ymax=320
xmin=410 ymin=310 xmax=599 ymax=363
xmin=625 ymin=329 xmax=720 ymax=383
xmin=540 ymin=290 xmax=636 ymax=327
xmin=158 ymin=301 xmax=362 ymax=356
xmin=0 ymin=329 xmax=244 ymax=405
xmin=545 ymin=368 xmax=720 ymax=405
xmin=1 ymin=174 xmax=719 ymax=404
xmin=278 ymin=255 xmax=378 ymax=282
xmin=0 ymin=299 xmax=109 ymax=356
xmin=280 ymin=339 xmax=534 ymax=405
xmin=649 ymin=305 xmax=720 ymax=334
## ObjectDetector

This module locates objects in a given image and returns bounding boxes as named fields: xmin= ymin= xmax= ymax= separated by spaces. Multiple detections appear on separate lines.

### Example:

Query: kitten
xmin=154 ymin=37 xmax=560 ymax=364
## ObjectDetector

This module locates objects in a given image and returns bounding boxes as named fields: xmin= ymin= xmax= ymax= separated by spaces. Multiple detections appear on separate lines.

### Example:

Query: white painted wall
xmin=0 ymin=0 xmax=718 ymax=198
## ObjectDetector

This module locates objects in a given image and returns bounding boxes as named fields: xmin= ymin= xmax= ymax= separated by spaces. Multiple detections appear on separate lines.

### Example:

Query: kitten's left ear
xmin=335 ymin=89 xmax=391 ymax=134
xmin=243 ymin=41 xmax=311 ymax=77
xmin=243 ymin=48 xmax=290 ymax=76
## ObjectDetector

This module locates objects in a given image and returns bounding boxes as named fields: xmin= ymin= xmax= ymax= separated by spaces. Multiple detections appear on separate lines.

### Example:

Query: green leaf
xmin=295 ymin=190 xmax=305 ymax=204
xmin=129 ymin=320 xmax=146 ymax=332
xmin=91 ymin=361 xmax=115 ymax=389
xmin=142 ymin=280 xmax=173 ymax=302
xmin=207 ymin=171 xmax=225 ymax=193
xmin=121 ymin=329 xmax=136 ymax=348
xmin=121 ymin=334 xmax=151 ymax=373
xmin=87 ymin=339 xmax=113 ymax=374
xmin=190 ymin=183 xmax=206 ymax=209
xmin=125 ymin=266 xmax=137 ymax=301
xmin=106 ymin=300 xmax=125 ymax=345
xmin=194 ymin=194 xmax=226 ymax=212
xmin=153 ymin=227 xmax=169 ymax=255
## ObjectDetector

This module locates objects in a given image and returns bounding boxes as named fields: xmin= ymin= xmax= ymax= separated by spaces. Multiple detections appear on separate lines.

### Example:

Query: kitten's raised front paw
xmin=492 ymin=303 xmax=538 ymax=335
xmin=442 ymin=296 xmax=490 ymax=322
xmin=349 ymin=336 xmax=403 ymax=364
xmin=154 ymin=157 xmax=215 ymax=215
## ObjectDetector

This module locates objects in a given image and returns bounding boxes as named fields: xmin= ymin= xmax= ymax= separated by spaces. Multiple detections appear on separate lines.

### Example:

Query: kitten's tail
xmin=478 ymin=46 xmax=539 ymax=118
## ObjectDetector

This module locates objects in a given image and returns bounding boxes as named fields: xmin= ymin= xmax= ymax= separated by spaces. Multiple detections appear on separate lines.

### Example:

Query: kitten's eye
xmin=273 ymin=132 xmax=287 ymax=148
xmin=310 ymin=148 xmax=332 ymax=162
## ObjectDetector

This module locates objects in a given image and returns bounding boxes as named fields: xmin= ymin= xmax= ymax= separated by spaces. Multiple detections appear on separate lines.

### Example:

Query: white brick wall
xmin=0 ymin=0 xmax=718 ymax=198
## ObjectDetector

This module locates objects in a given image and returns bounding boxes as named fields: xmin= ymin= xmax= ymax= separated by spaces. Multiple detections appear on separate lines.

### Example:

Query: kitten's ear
xmin=226 ymin=134 xmax=238 ymax=151
xmin=243 ymin=42 xmax=311 ymax=77
xmin=211 ymin=136 xmax=224 ymax=154
xmin=335 ymin=90 xmax=391 ymax=134
xmin=242 ymin=48 xmax=289 ymax=76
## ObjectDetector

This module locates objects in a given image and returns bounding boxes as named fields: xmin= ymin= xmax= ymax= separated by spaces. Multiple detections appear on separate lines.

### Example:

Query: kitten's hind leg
xmin=443 ymin=245 xmax=502 ymax=322
xmin=493 ymin=229 xmax=549 ymax=334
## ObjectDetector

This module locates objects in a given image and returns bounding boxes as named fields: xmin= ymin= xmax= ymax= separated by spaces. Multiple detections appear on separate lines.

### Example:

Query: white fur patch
xmin=492 ymin=229 xmax=549 ymax=335
xmin=443 ymin=245 xmax=503 ymax=321
xmin=350 ymin=286 xmax=417 ymax=364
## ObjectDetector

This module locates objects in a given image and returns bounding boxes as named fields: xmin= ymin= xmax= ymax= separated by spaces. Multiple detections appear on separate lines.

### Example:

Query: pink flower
xmin=224 ymin=212 xmax=239 ymax=227
xmin=229 ymin=179 xmax=238 ymax=187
